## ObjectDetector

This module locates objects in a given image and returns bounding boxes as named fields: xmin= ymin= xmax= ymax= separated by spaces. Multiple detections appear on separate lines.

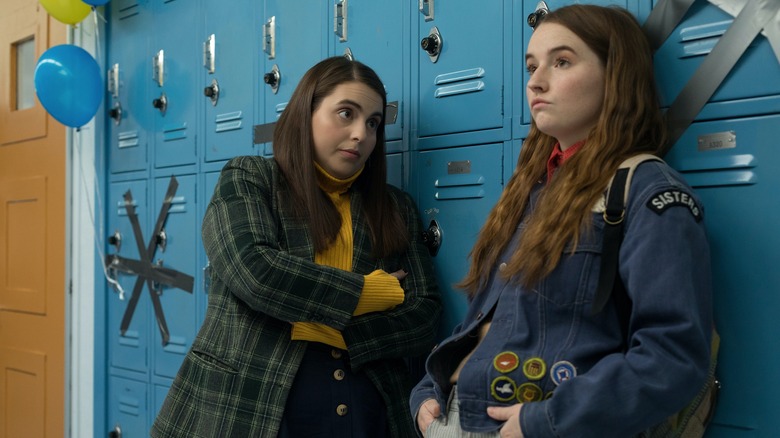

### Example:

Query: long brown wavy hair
xmin=273 ymin=56 xmax=408 ymax=257
xmin=459 ymin=5 xmax=668 ymax=296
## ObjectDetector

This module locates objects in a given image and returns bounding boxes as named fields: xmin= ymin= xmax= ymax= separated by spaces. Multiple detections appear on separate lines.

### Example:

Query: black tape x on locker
xmin=105 ymin=175 xmax=194 ymax=346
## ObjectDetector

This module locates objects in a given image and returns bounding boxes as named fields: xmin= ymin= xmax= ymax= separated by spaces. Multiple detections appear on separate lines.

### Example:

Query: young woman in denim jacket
xmin=411 ymin=5 xmax=713 ymax=437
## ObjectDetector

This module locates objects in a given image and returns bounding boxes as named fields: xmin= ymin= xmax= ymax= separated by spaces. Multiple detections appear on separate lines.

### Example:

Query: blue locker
xmin=416 ymin=0 xmax=510 ymax=144
xmin=203 ymin=0 xmax=258 ymax=162
xmin=665 ymin=114 xmax=780 ymax=437
xmin=333 ymin=0 xmax=407 ymax=143
xmin=152 ymin=174 xmax=199 ymax=379
xmin=151 ymin=0 xmax=200 ymax=168
xmin=107 ymin=180 xmax=150 ymax=376
xmin=107 ymin=0 xmax=150 ymax=173
xmin=258 ymin=0 xmax=329 ymax=156
xmin=107 ymin=376 xmax=148 ymax=438
xmin=415 ymin=143 xmax=506 ymax=338
xmin=654 ymin=1 xmax=780 ymax=120
xmin=386 ymin=152 xmax=404 ymax=190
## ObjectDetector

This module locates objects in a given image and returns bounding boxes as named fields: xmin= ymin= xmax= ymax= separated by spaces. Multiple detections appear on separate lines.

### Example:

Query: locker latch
xmin=263 ymin=16 xmax=276 ymax=59
xmin=204 ymin=78 xmax=219 ymax=106
xmin=203 ymin=34 xmax=216 ymax=74
xmin=421 ymin=219 xmax=442 ymax=257
xmin=419 ymin=0 xmax=434 ymax=22
xmin=153 ymin=50 xmax=164 ymax=87
xmin=421 ymin=26 xmax=443 ymax=63
xmin=107 ymin=63 xmax=120 ymax=99
xmin=264 ymin=64 xmax=281 ymax=94
xmin=334 ymin=0 xmax=348 ymax=42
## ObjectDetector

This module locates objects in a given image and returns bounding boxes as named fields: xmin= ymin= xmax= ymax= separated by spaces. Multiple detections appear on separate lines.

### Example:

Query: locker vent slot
xmin=676 ymin=153 xmax=756 ymax=188
xmin=118 ymin=330 xmax=141 ymax=346
xmin=275 ymin=102 xmax=288 ymax=118
xmin=167 ymin=196 xmax=187 ymax=214
xmin=434 ymin=174 xmax=486 ymax=200
xmin=163 ymin=123 xmax=188 ymax=142
xmin=215 ymin=111 xmax=243 ymax=133
xmin=116 ymin=200 xmax=138 ymax=216
xmin=678 ymin=20 xmax=730 ymax=59
xmin=118 ymin=396 xmax=141 ymax=416
xmin=434 ymin=68 xmax=486 ymax=98
xmin=162 ymin=336 xmax=188 ymax=354
xmin=117 ymin=0 xmax=140 ymax=20
xmin=117 ymin=131 xmax=139 ymax=149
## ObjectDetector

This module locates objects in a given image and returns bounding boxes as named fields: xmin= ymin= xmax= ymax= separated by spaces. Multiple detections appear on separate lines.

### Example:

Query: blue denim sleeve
xmin=520 ymin=162 xmax=714 ymax=437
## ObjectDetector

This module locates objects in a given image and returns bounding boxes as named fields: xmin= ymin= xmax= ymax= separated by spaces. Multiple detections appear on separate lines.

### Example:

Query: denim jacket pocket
xmin=535 ymin=213 xmax=605 ymax=308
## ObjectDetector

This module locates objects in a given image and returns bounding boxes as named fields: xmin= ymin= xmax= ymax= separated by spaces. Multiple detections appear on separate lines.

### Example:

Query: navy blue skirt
xmin=278 ymin=342 xmax=389 ymax=437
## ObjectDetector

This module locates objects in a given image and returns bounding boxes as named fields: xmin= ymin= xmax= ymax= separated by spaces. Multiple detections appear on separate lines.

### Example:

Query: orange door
xmin=0 ymin=1 xmax=67 ymax=436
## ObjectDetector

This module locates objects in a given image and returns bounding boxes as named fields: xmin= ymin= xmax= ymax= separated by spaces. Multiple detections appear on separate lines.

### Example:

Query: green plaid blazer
xmin=151 ymin=156 xmax=441 ymax=437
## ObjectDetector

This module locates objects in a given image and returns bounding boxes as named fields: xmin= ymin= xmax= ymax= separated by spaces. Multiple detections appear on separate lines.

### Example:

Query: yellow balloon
xmin=39 ymin=0 xmax=91 ymax=25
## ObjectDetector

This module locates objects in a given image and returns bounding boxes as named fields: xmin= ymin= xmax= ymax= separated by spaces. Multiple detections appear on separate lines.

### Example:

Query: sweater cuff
xmin=354 ymin=270 xmax=405 ymax=315
xmin=291 ymin=322 xmax=347 ymax=350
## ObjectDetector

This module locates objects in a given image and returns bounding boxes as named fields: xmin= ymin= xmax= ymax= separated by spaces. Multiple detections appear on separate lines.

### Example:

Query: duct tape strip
xmin=107 ymin=255 xmax=194 ymax=293
xmin=254 ymin=122 xmax=275 ymax=144
xmin=662 ymin=0 xmax=780 ymax=153
xmin=114 ymin=176 xmax=184 ymax=345
xmin=642 ymin=0 xmax=697 ymax=51
xmin=709 ymin=0 xmax=780 ymax=62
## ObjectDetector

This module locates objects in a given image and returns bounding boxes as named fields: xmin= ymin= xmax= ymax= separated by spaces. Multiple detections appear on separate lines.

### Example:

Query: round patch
xmin=516 ymin=382 xmax=543 ymax=403
xmin=550 ymin=360 xmax=577 ymax=386
xmin=493 ymin=351 xmax=520 ymax=373
xmin=522 ymin=357 xmax=546 ymax=380
xmin=490 ymin=376 xmax=517 ymax=402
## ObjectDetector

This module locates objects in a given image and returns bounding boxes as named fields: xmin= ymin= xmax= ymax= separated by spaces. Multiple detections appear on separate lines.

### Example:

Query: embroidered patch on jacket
xmin=646 ymin=190 xmax=702 ymax=222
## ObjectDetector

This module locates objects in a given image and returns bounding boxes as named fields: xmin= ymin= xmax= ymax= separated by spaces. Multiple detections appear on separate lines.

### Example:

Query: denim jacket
xmin=410 ymin=160 xmax=713 ymax=437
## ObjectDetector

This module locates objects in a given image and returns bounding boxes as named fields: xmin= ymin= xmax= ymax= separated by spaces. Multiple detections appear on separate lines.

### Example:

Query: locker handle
xmin=204 ymin=78 xmax=219 ymax=106
xmin=108 ymin=230 xmax=122 ymax=252
xmin=108 ymin=102 xmax=122 ymax=126
xmin=421 ymin=27 xmax=443 ymax=63
xmin=421 ymin=219 xmax=442 ymax=257
xmin=528 ymin=1 xmax=549 ymax=30
xmin=152 ymin=92 xmax=167 ymax=116
xmin=264 ymin=64 xmax=281 ymax=94
xmin=108 ymin=423 xmax=122 ymax=438
xmin=419 ymin=0 xmax=434 ymax=21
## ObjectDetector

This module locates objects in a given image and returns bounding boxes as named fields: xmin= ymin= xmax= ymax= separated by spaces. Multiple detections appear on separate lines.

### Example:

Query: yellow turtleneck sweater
xmin=290 ymin=163 xmax=405 ymax=350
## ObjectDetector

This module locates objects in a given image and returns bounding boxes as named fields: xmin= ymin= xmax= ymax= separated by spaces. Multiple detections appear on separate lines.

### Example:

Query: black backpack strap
xmin=591 ymin=154 xmax=664 ymax=320
xmin=591 ymin=167 xmax=630 ymax=316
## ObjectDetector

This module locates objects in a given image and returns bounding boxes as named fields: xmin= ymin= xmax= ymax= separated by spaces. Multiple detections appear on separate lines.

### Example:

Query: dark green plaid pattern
xmin=151 ymin=156 xmax=441 ymax=437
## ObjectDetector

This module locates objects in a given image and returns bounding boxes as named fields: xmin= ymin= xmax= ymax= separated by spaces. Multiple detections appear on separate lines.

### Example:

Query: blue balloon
xmin=82 ymin=0 xmax=110 ymax=5
xmin=34 ymin=44 xmax=102 ymax=128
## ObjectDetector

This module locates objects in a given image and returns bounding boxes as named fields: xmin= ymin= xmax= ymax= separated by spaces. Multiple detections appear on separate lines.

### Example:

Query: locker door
xmin=107 ymin=180 xmax=150 ymax=375
xmin=386 ymin=152 xmax=403 ymax=190
xmin=515 ymin=0 xmax=649 ymax=128
xmin=151 ymin=0 xmax=199 ymax=168
xmin=416 ymin=0 xmax=507 ymax=141
xmin=152 ymin=174 xmax=199 ymax=379
xmin=416 ymin=143 xmax=505 ymax=337
xmin=107 ymin=376 xmax=148 ymax=438
xmin=665 ymin=115 xmax=780 ymax=437
xmin=332 ymin=0 xmax=406 ymax=143
xmin=107 ymin=0 xmax=150 ymax=173
xmin=654 ymin=0 xmax=780 ymax=119
xmin=258 ymin=0 xmax=329 ymax=156
xmin=203 ymin=0 xmax=258 ymax=162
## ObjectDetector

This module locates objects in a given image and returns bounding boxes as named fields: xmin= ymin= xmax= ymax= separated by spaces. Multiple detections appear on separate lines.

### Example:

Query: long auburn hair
xmin=273 ymin=56 xmax=408 ymax=257
xmin=459 ymin=5 xmax=667 ymax=295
